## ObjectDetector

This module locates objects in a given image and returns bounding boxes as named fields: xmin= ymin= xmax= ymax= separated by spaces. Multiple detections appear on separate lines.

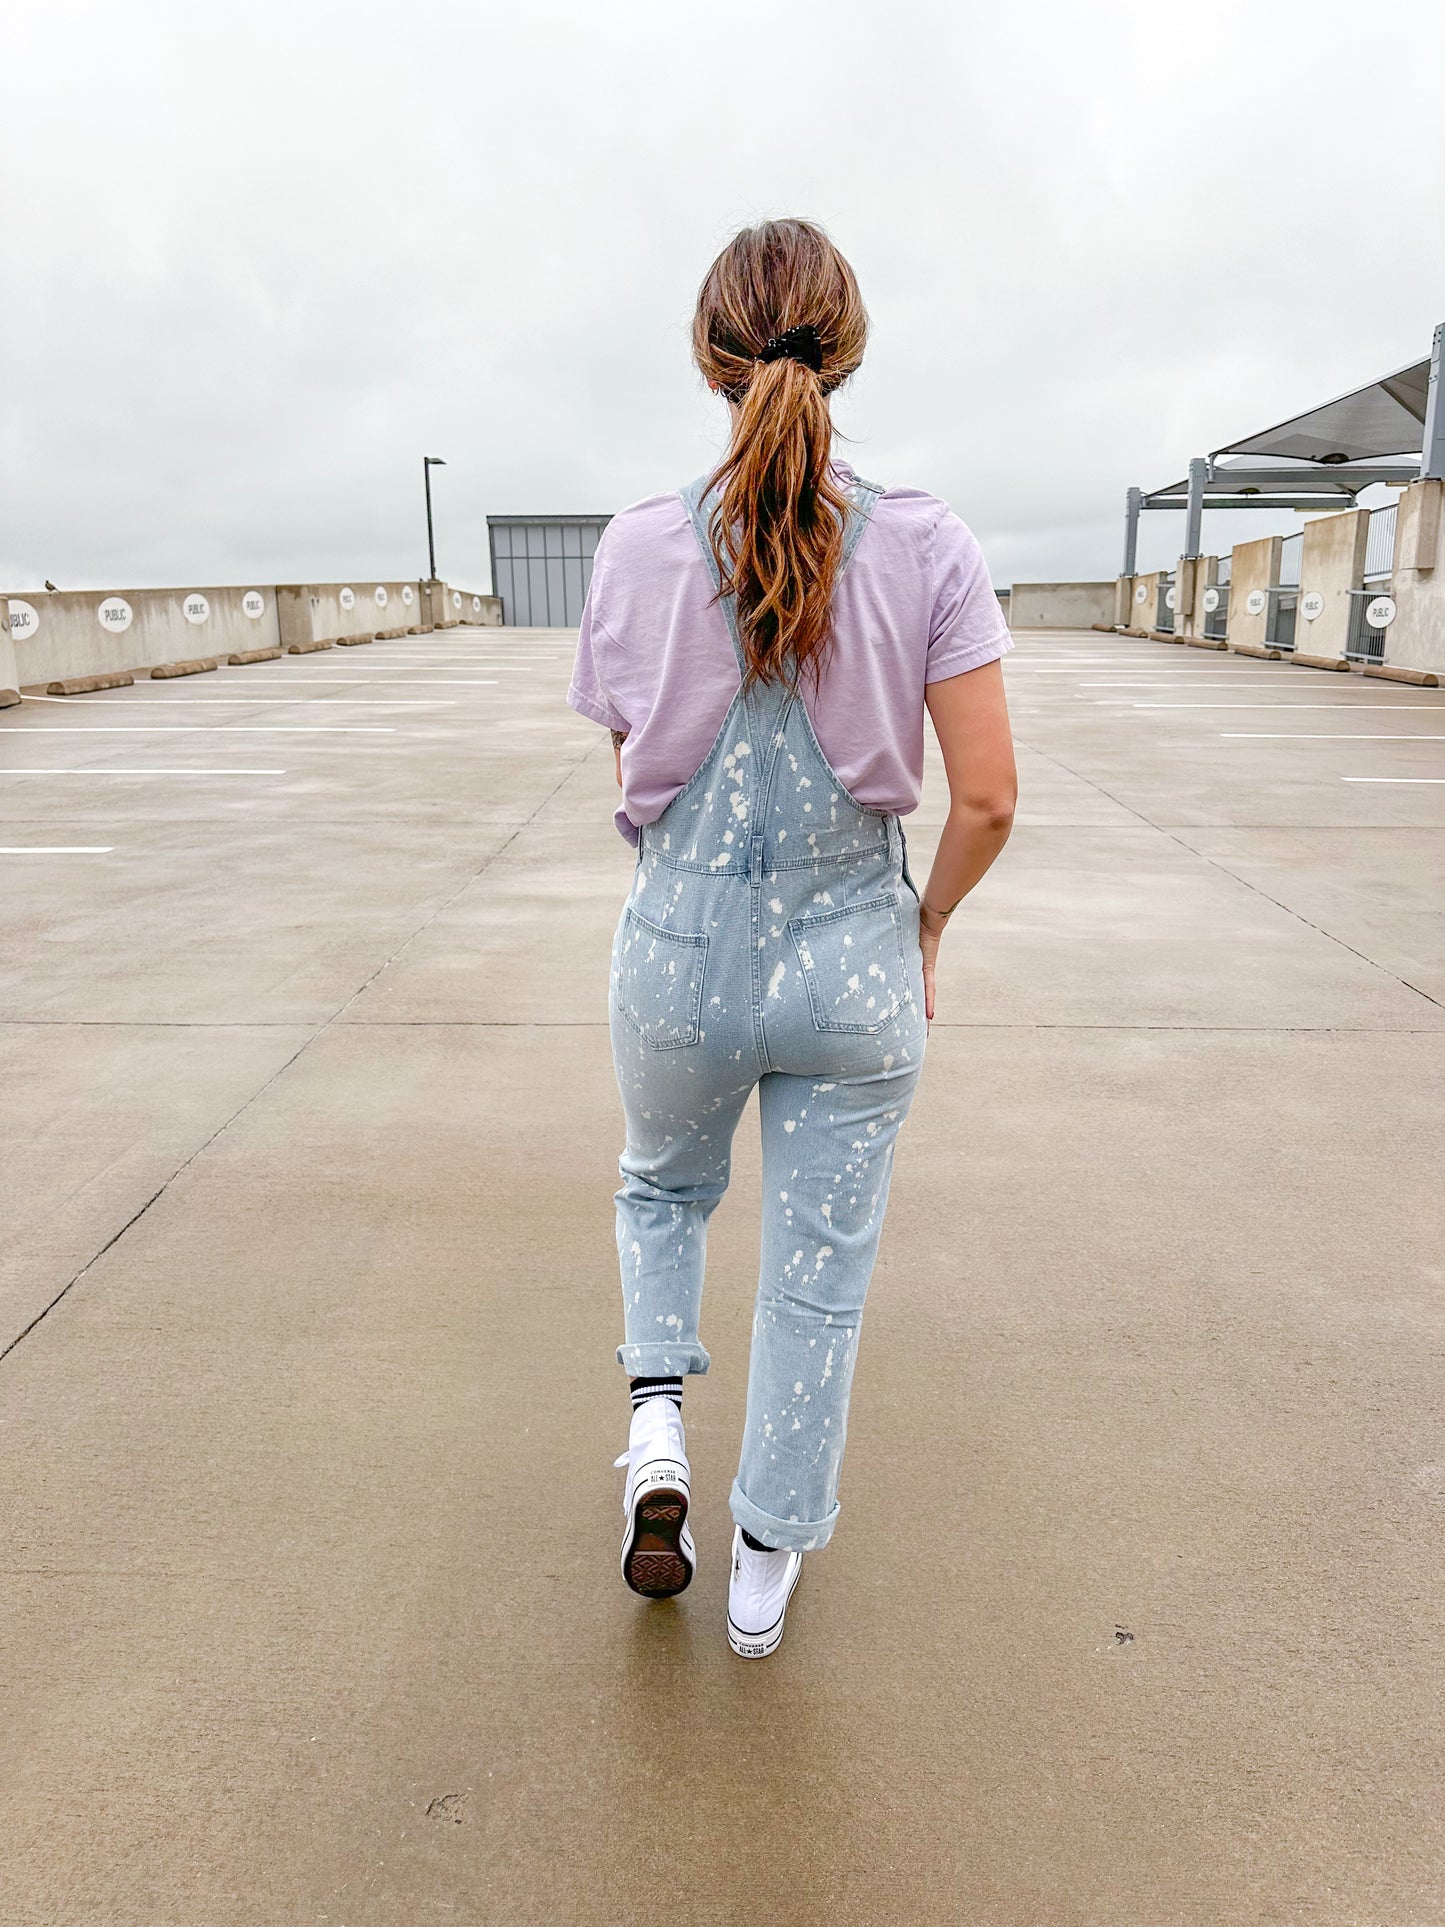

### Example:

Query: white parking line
xmin=360 ymin=666 xmax=535 ymax=672
xmin=2 ymin=767 xmax=286 ymax=776
xmin=1221 ymin=732 xmax=1445 ymax=740
xmin=180 ymin=680 xmax=499 ymax=688
xmin=1341 ymin=777 xmax=1445 ymax=784
xmin=22 ymin=705 xmax=458 ymax=712
xmin=7 ymin=720 xmax=402 ymax=724
xmin=1080 ymin=680 xmax=1293 ymax=687
xmin=0 ymin=845 xmax=115 ymax=854
xmin=359 ymin=654 xmax=569 ymax=661
xmin=1112 ymin=703 xmax=1440 ymax=711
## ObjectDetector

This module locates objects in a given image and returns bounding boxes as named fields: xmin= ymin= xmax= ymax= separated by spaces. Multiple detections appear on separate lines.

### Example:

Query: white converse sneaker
xmin=726 ymin=1525 xmax=802 ymax=1659
xmin=613 ymin=1396 xmax=695 ymax=1599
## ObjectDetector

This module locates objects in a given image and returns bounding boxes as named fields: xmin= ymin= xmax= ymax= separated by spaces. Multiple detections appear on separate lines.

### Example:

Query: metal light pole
xmin=423 ymin=457 xmax=446 ymax=581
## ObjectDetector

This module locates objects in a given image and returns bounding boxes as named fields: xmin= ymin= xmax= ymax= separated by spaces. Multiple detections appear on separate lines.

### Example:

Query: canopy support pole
xmin=1184 ymin=458 xmax=1206 ymax=559
xmin=1422 ymin=321 xmax=1445 ymax=480
xmin=1122 ymin=487 xmax=1142 ymax=577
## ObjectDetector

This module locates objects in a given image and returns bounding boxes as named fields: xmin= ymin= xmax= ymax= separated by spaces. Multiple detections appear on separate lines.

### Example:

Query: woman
xmin=567 ymin=218 xmax=1016 ymax=1658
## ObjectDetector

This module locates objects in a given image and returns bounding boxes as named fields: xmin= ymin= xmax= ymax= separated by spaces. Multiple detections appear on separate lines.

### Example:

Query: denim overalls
xmin=608 ymin=472 xmax=928 ymax=1553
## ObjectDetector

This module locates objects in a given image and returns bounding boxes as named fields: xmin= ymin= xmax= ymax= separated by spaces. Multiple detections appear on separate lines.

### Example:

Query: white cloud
xmin=3 ymin=0 xmax=1442 ymax=591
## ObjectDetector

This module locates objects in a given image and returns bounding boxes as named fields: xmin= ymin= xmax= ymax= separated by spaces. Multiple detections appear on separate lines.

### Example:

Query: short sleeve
xmin=566 ymin=549 xmax=630 ymax=731
xmin=924 ymin=507 xmax=1013 ymax=683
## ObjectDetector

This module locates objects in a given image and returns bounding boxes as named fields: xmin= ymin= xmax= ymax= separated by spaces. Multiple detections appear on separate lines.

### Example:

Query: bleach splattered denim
xmin=607 ymin=473 xmax=928 ymax=1554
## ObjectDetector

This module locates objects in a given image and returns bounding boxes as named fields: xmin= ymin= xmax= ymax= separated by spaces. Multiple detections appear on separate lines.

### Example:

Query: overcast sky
xmin=4 ymin=0 xmax=1444 ymax=596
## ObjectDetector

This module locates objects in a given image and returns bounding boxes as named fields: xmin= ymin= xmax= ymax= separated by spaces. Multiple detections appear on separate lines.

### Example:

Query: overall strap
xmin=837 ymin=472 xmax=885 ymax=578
xmin=678 ymin=473 xmax=746 ymax=676
xmin=678 ymin=470 xmax=885 ymax=684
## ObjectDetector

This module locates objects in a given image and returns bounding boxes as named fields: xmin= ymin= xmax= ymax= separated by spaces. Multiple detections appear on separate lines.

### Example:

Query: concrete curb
xmin=150 ymin=658 xmax=219 ymax=680
xmin=1107 ymin=624 xmax=1440 ymax=685
xmin=335 ymin=634 xmax=376 ymax=648
xmin=1289 ymin=652 xmax=1352 ymax=672
xmin=46 ymin=671 xmax=137 ymax=695
xmin=287 ymin=639 xmax=335 ymax=654
xmin=373 ymin=626 xmax=409 ymax=641
xmin=227 ymin=647 xmax=283 ymax=666
xmin=1363 ymin=663 xmax=1440 ymax=686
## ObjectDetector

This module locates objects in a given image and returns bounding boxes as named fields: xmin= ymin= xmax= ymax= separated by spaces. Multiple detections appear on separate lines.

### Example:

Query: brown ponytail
xmin=691 ymin=219 xmax=869 ymax=694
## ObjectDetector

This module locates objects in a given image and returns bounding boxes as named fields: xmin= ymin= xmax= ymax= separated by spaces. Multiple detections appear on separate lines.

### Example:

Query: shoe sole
xmin=621 ymin=1463 xmax=694 ymax=1599
xmin=726 ymin=1556 xmax=802 ymax=1659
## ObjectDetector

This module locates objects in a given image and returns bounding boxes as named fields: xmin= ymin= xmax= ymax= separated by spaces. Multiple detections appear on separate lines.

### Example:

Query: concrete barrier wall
xmin=1296 ymin=509 xmax=1368 ymax=662
xmin=1226 ymin=536 xmax=1280 ymax=650
xmin=1388 ymin=479 xmax=1445 ymax=675
xmin=1125 ymin=571 xmax=1166 ymax=630
xmin=8 ymin=585 xmax=283 ymax=685
xmin=275 ymin=580 xmax=427 ymax=647
xmin=439 ymin=587 xmax=502 ymax=627
xmin=1007 ymin=581 xmax=1115 ymax=628
xmin=1172 ymin=556 xmax=1203 ymax=637
xmin=0 ymin=598 xmax=19 ymax=706
xmin=1179 ymin=558 xmax=1225 ymax=639
xmin=0 ymin=579 xmax=508 ymax=688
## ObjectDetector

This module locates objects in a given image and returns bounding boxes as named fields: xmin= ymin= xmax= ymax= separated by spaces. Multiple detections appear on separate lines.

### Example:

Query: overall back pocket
xmin=615 ymin=906 xmax=709 ymax=1048
xmin=788 ymin=894 xmax=908 ymax=1035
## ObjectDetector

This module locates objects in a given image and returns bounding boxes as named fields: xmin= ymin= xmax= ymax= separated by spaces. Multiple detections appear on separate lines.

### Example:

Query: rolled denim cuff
xmin=729 ymin=1477 xmax=839 ymax=1554
xmin=616 ymin=1340 xmax=711 ymax=1378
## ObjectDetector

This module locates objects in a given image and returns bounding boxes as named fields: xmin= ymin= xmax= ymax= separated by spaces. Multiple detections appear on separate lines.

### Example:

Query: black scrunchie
xmin=757 ymin=323 xmax=823 ymax=373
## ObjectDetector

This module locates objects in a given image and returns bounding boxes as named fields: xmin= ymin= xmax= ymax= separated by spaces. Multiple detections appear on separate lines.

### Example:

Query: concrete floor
xmin=2 ymin=626 xmax=1443 ymax=1926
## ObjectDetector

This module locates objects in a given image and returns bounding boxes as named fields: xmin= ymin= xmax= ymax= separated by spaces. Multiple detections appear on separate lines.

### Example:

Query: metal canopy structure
xmin=1215 ymin=357 xmax=1430 ymax=463
xmin=1122 ymin=322 xmax=1445 ymax=574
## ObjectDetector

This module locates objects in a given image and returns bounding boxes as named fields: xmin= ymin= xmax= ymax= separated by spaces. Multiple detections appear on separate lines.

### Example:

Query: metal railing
xmin=1347 ymin=502 xmax=1399 ymax=663
xmin=1363 ymin=501 xmax=1398 ymax=579
xmin=1266 ymin=533 xmax=1302 ymax=649
xmin=1203 ymin=554 xmax=1230 ymax=638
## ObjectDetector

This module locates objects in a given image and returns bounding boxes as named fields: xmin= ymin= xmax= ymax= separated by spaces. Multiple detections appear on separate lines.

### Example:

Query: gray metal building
xmin=487 ymin=514 xmax=612 ymax=627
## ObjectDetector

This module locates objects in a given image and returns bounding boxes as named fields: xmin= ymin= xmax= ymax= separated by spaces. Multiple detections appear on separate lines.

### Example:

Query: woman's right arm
xmin=917 ymin=657 xmax=1017 ymax=1023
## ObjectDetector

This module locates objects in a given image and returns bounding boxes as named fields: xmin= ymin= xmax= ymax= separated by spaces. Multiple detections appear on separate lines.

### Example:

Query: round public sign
xmin=1134 ymin=583 xmax=1148 ymax=605
xmin=452 ymin=591 xmax=462 ymax=609
xmin=1300 ymin=591 xmax=1325 ymax=622
xmin=1164 ymin=587 xmax=1176 ymax=611
xmin=183 ymin=593 xmax=210 ymax=625
xmin=1202 ymin=587 xmax=1221 ymax=613
xmin=402 ymin=585 xmax=414 ymax=606
xmin=374 ymin=585 xmax=388 ymax=607
xmin=1245 ymin=589 xmax=1268 ymax=617
xmin=98 ymin=596 xmax=134 ymax=632
xmin=7 ymin=597 xmax=40 ymax=639
xmin=339 ymin=587 xmax=356 ymax=611
xmin=472 ymin=595 xmax=481 ymax=613
xmin=242 ymin=591 xmax=266 ymax=619
xmin=1365 ymin=595 xmax=1397 ymax=629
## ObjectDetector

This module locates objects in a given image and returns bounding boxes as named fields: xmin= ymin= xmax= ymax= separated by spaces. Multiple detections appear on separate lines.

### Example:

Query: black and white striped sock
xmin=630 ymin=1375 xmax=683 ymax=1412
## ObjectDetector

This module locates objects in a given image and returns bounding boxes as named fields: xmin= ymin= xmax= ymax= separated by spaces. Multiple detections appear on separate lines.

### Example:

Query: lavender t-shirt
xmin=566 ymin=460 xmax=1012 ymax=845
